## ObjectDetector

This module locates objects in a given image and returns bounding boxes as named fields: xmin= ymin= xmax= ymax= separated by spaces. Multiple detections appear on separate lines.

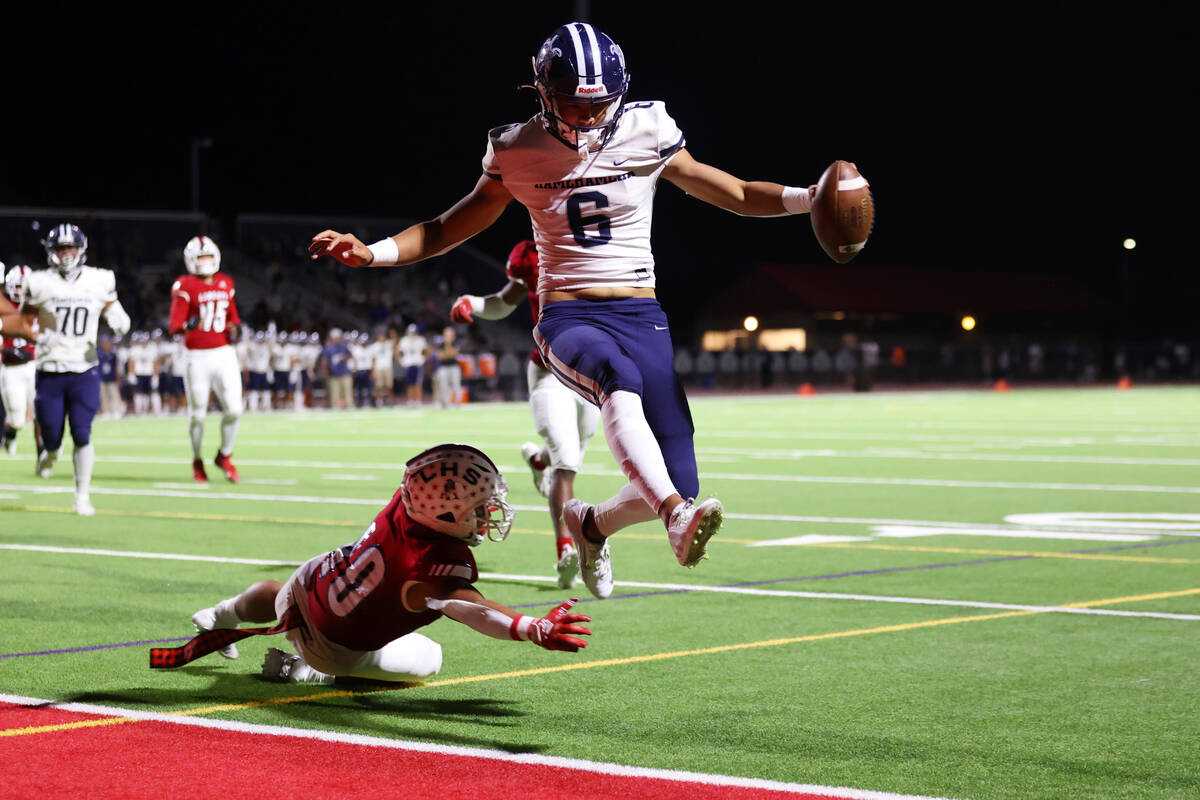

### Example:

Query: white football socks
xmin=600 ymin=390 xmax=677 ymax=514
xmin=594 ymin=482 xmax=658 ymax=536
xmin=220 ymin=414 xmax=239 ymax=456
xmin=73 ymin=443 xmax=94 ymax=495
xmin=189 ymin=418 xmax=205 ymax=460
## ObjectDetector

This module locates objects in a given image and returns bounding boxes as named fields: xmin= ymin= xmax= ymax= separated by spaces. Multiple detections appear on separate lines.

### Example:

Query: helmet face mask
xmin=43 ymin=223 xmax=88 ymax=276
xmin=533 ymin=22 xmax=629 ymax=155
xmin=401 ymin=444 xmax=514 ymax=546
xmin=184 ymin=235 xmax=221 ymax=276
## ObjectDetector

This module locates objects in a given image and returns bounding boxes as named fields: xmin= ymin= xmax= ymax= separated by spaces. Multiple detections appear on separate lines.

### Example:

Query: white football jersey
xmin=247 ymin=339 xmax=273 ymax=373
xmin=128 ymin=342 xmax=158 ymax=376
xmin=26 ymin=267 xmax=119 ymax=373
xmin=482 ymin=101 xmax=685 ymax=293
xmin=398 ymin=334 xmax=427 ymax=367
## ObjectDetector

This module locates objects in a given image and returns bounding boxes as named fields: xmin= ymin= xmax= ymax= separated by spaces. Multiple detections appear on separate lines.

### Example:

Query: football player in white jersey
xmin=24 ymin=223 xmax=131 ymax=515
xmin=310 ymin=22 xmax=821 ymax=597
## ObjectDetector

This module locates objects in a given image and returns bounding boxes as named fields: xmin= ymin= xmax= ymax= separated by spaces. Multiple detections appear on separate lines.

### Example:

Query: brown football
xmin=810 ymin=160 xmax=874 ymax=263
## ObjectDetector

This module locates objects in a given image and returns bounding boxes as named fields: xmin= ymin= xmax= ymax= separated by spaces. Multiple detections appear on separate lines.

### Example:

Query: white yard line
xmin=3 ymin=544 xmax=1196 ymax=621
xmin=0 ymin=693 xmax=965 ymax=800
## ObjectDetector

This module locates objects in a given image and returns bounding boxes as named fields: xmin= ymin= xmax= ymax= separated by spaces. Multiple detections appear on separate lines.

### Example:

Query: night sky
xmin=4 ymin=3 xmax=1196 ymax=328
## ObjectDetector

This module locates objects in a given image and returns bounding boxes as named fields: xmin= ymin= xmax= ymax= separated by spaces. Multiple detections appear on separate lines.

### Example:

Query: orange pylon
xmin=993 ymin=379 xmax=1011 ymax=392
xmin=1116 ymin=376 xmax=1133 ymax=389
xmin=797 ymin=382 xmax=817 ymax=395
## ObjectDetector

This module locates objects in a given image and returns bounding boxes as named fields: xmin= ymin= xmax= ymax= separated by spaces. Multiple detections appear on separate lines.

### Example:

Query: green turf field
xmin=2 ymin=386 xmax=1199 ymax=799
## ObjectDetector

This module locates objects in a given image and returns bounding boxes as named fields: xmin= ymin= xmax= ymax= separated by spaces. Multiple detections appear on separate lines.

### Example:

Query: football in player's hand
xmin=810 ymin=160 xmax=874 ymax=264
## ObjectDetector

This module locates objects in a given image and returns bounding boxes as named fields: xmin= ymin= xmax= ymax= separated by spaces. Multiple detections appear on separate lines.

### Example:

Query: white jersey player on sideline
xmin=25 ymin=223 xmax=132 ymax=515
xmin=126 ymin=331 xmax=160 ymax=415
xmin=310 ymin=21 xmax=826 ymax=597
xmin=269 ymin=330 xmax=295 ymax=409
xmin=244 ymin=330 xmax=273 ymax=411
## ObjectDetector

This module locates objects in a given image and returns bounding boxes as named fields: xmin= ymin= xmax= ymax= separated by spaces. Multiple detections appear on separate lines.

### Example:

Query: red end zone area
xmin=0 ymin=701 xmax=926 ymax=800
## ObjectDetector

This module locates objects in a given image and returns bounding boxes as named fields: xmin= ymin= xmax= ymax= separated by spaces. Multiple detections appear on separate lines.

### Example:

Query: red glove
xmin=526 ymin=598 xmax=592 ymax=652
xmin=450 ymin=296 xmax=475 ymax=323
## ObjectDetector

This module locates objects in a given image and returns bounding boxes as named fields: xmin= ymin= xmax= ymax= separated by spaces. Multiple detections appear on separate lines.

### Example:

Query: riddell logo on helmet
xmin=576 ymin=86 xmax=605 ymax=94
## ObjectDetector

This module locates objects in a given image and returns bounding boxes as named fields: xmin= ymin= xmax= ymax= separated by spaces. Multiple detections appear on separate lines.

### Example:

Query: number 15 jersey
xmin=482 ymin=101 xmax=686 ymax=294
xmin=169 ymin=273 xmax=241 ymax=350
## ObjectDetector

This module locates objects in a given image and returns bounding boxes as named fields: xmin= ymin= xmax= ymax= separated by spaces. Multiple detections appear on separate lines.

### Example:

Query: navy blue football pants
xmin=535 ymin=297 xmax=698 ymax=499
xmin=35 ymin=368 xmax=100 ymax=451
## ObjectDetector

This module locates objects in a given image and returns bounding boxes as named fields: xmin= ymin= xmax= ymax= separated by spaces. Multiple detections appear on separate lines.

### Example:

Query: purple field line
xmin=0 ymin=637 xmax=191 ymax=659
xmin=4 ymin=539 xmax=1194 ymax=658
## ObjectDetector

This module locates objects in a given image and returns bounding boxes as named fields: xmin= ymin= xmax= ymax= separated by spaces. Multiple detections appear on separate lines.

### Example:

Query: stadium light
xmin=743 ymin=316 xmax=759 ymax=332
xmin=961 ymin=315 xmax=977 ymax=331
xmin=1123 ymin=238 xmax=1137 ymax=250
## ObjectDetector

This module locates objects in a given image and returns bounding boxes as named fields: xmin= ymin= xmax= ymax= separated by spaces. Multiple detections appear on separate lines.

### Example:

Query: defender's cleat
xmin=521 ymin=441 xmax=548 ymax=497
xmin=73 ymin=493 xmax=96 ymax=517
xmin=667 ymin=497 xmax=724 ymax=568
xmin=562 ymin=498 xmax=612 ymax=599
xmin=192 ymin=459 xmax=209 ymax=483
xmin=214 ymin=452 xmax=239 ymax=483
xmin=555 ymin=543 xmax=579 ymax=589
xmin=261 ymin=647 xmax=299 ymax=680
xmin=3 ymin=435 xmax=16 ymax=456
xmin=261 ymin=647 xmax=333 ymax=684
xmin=192 ymin=605 xmax=239 ymax=659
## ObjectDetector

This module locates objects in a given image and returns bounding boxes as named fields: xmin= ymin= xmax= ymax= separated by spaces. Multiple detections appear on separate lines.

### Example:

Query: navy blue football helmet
xmin=43 ymin=223 xmax=88 ymax=275
xmin=533 ymin=22 xmax=629 ymax=154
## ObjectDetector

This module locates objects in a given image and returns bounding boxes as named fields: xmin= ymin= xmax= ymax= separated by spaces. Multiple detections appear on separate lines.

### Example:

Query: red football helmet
xmin=505 ymin=240 xmax=539 ymax=285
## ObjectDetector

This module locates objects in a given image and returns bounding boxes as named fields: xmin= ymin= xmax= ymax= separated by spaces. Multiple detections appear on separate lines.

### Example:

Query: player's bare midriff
xmin=541 ymin=286 xmax=657 ymax=306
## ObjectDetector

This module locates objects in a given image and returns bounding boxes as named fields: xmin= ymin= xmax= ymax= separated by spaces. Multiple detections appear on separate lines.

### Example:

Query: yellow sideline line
xmin=803 ymin=541 xmax=1200 ymax=565
xmin=8 ymin=586 xmax=1195 ymax=738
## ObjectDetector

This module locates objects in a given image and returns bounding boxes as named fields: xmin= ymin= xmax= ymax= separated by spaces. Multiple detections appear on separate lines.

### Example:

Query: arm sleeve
xmin=104 ymin=300 xmax=131 ymax=336
xmin=167 ymin=290 xmax=191 ymax=335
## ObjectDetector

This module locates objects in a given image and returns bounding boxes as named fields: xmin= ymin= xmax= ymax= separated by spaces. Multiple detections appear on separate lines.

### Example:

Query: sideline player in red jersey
xmin=163 ymin=444 xmax=591 ymax=681
xmin=168 ymin=236 xmax=244 ymax=483
xmin=451 ymin=240 xmax=601 ymax=589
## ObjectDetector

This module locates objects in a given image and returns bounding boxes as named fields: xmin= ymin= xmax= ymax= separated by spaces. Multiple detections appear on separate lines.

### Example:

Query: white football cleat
xmin=261 ymin=647 xmax=333 ymax=684
xmin=4 ymin=436 xmax=16 ymax=456
xmin=555 ymin=543 xmax=579 ymax=589
xmin=520 ymin=441 xmax=549 ymax=498
xmin=73 ymin=493 xmax=95 ymax=517
xmin=562 ymin=498 xmax=612 ymax=599
xmin=667 ymin=497 xmax=724 ymax=568
xmin=192 ymin=605 xmax=240 ymax=660
xmin=36 ymin=449 xmax=56 ymax=479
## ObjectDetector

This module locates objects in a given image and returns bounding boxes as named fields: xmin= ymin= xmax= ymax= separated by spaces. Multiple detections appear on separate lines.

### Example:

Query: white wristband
xmin=366 ymin=237 xmax=400 ymax=266
xmin=781 ymin=186 xmax=813 ymax=215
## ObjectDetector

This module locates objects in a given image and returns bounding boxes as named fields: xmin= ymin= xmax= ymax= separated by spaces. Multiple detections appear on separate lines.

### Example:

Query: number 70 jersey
xmin=26 ymin=266 xmax=119 ymax=373
xmin=169 ymin=273 xmax=241 ymax=350
xmin=482 ymin=101 xmax=686 ymax=294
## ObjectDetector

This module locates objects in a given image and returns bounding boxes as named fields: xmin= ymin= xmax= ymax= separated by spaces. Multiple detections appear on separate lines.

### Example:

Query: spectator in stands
xmin=369 ymin=329 xmax=395 ymax=407
xmin=434 ymin=326 xmax=462 ymax=408
xmin=397 ymin=324 xmax=427 ymax=407
xmin=319 ymin=327 xmax=353 ymax=409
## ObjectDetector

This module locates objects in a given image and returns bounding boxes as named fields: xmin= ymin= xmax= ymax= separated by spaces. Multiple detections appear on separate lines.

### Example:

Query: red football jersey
xmin=302 ymin=487 xmax=478 ymax=652
xmin=505 ymin=241 xmax=545 ymax=367
xmin=168 ymin=273 xmax=241 ymax=349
